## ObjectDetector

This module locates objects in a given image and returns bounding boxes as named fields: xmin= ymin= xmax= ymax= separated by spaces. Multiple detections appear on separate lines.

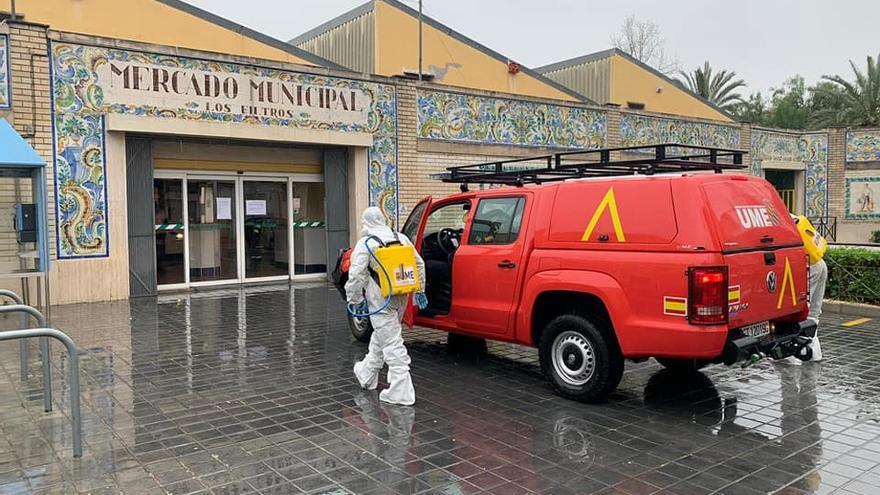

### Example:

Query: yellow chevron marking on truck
xmin=776 ymin=257 xmax=797 ymax=310
xmin=582 ymin=187 xmax=626 ymax=242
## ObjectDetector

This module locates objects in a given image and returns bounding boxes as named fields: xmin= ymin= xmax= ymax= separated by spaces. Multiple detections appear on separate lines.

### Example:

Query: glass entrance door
xmin=243 ymin=180 xmax=289 ymax=280
xmin=187 ymin=178 xmax=238 ymax=284
xmin=154 ymin=178 xmax=186 ymax=286
xmin=153 ymin=173 xmax=327 ymax=290
xmin=292 ymin=182 xmax=327 ymax=275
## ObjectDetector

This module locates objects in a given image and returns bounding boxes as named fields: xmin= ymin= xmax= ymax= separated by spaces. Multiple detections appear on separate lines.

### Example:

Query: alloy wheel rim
xmin=352 ymin=315 xmax=369 ymax=334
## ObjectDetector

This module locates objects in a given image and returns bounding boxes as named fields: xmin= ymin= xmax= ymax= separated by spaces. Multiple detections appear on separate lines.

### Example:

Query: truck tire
xmin=655 ymin=358 xmax=709 ymax=372
xmin=347 ymin=313 xmax=373 ymax=343
xmin=539 ymin=315 xmax=624 ymax=403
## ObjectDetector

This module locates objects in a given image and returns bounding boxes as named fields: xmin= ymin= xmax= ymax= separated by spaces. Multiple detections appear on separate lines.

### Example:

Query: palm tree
xmin=816 ymin=53 xmax=880 ymax=127
xmin=676 ymin=62 xmax=746 ymax=110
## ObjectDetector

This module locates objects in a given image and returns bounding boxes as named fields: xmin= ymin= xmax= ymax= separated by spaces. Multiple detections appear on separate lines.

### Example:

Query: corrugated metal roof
xmin=538 ymin=53 xmax=612 ymax=104
xmin=534 ymin=49 xmax=616 ymax=74
xmin=537 ymin=48 xmax=736 ymax=120
xmin=288 ymin=0 xmax=593 ymax=103
xmin=292 ymin=4 xmax=374 ymax=73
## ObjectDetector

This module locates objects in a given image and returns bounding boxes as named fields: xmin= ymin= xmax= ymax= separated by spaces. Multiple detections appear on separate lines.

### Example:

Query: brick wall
xmin=827 ymin=128 xmax=847 ymax=222
xmin=740 ymin=124 xmax=752 ymax=171
xmin=0 ymin=22 xmax=53 ymax=276
xmin=397 ymin=80 xmax=532 ymax=217
xmin=395 ymin=82 xmax=419 ymax=215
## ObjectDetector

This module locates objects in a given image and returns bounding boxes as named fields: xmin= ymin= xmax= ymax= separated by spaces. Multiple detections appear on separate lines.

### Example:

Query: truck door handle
xmin=498 ymin=260 xmax=516 ymax=269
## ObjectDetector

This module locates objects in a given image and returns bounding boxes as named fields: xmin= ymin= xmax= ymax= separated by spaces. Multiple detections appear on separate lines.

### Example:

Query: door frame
xmin=241 ymin=176 xmax=292 ymax=283
xmin=185 ymin=173 xmax=240 ymax=288
xmin=154 ymin=169 xmax=326 ymax=290
xmin=154 ymin=172 xmax=189 ymax=291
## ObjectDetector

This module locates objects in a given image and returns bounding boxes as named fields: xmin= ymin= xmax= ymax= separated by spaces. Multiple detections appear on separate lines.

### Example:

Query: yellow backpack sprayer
xmin=346 ymin=234 xmax=422 ymax=318
xmin=794 ymin=215 xmax=827 ymax=264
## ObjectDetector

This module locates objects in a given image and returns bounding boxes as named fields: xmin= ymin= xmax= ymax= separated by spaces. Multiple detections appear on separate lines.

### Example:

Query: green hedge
xmin=825 ymin=248 xmax=880 ymax=306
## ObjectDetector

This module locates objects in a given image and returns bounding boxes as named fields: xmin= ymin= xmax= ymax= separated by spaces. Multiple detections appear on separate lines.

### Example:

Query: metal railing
xmin=0 ymin=328 xmax=82 ymax=457
xmin=0 ymin=302 xmax=52 ymax=412
xmin=777 ymin=189 xmax=795 ymax=212
xmin=0 ymin=290 xmax=82 ymax=457
xmin=808 ymin=216 xmax=837 ymax=242
xmin=0 ymin=289 xmax=32 ymax=382
xmin=826 ymin=258 xmax=880 ymax=306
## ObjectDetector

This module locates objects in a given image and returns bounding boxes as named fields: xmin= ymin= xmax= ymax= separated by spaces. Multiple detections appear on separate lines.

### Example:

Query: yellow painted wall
xmin=610 ymin=55 xmax=731 ymax=122
xmin=374 ymin=1 xmax=576 ymax=101
xmin=6 ymin=0 xmax=318 ymax=66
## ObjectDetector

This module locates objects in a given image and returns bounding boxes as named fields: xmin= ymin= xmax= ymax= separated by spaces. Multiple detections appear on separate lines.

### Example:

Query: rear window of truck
xmin=701 ymin=179 xmax=801 ymax=250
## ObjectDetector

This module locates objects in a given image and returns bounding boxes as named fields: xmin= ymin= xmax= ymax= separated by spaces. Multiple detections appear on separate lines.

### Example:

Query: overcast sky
xmin=187 ymin=0 xmax=878 ymax=95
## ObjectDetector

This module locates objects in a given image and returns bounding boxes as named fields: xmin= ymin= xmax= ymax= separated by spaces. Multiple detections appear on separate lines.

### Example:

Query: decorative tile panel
xmin=846 ymin=130 xmax=880 ymax=162
xmin=0 ymin=35 xmax=9 ymax=108
xmin=51 ymin=42 xmax=398 ymax=257
xmin=418 ymin=89 xmax=607 ymax=149
xmin=801 ymin=134 xmax=829 ymax=219
xmin=751 ymin=129 xmax=828 ymax=218
xmin=619 ymin=113 xmax=740 ymax=149
xmin=845 ymin=177 xmax=880 ymax=220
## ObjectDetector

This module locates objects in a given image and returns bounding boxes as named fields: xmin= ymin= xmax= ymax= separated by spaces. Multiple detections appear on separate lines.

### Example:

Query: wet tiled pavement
xmin=1 ymin=284 xmax=879 ymax=494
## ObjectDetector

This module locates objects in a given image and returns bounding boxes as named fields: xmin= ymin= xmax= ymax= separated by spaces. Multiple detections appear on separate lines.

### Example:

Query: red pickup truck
xmin=334 ymin=145 xmax=816 ymax=402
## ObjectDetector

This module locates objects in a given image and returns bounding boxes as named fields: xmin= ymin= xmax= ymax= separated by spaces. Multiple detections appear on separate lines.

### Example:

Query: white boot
xmin=808 ymin=336 xmax=823 ymax=362
xmin=353 ymin=361 xmax=379 ymax=390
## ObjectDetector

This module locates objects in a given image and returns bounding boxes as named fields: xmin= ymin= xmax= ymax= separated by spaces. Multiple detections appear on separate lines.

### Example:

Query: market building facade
xmin=0 ymin=1 xmax=878 ymax=305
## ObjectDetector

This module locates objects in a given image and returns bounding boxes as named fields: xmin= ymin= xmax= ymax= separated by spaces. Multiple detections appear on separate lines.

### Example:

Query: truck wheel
xmin=539 ymin=315 xmax=624 ymax=403
xmin=655 ymin=358 xmax=710 ymax=373
xmin=347 ymin=313 xmax=373 ymax=343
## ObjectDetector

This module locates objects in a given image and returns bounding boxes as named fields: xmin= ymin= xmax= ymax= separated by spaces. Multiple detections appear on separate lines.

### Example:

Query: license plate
xmin=741 ymin=321 xmax=770 ymax=338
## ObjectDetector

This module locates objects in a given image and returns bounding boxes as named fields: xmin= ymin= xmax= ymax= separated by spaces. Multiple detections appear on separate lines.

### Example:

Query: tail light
xmin=688 ymin=266 xmax=729 ymax=325
xmin=340 ymin=249 xmax=352 ymax=272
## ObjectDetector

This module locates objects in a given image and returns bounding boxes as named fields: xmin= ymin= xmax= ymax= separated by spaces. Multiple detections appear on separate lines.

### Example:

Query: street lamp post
xmin=418 ymin=0 xmax=423 ymax=81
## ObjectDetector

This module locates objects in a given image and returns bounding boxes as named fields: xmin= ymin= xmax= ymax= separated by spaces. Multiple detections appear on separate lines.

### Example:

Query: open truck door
xmin=400 ymin=197 xmax=432 ymax=327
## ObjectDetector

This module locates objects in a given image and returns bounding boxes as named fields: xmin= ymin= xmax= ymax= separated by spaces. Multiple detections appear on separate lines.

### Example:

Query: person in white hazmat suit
xmin=346 ymin=207 xmax=427 ymax=406
xmin=790 ymin=214 xmax=826 ymax=363
xmin=805 ymin=257 xmax=826 ymax=361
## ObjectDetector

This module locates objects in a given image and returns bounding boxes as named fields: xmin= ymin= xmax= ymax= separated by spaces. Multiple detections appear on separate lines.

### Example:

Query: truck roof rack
xmin=432 ymin=143 xmax=747 ymax=189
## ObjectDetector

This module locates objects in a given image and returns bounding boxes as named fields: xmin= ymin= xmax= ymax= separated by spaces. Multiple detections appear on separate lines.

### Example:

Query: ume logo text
xmin=735 ymin=206 xmax=778 ymax=229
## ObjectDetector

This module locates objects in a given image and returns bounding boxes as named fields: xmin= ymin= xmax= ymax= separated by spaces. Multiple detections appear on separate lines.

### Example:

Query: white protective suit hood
xmin=361 ymin=206 xmax=394 ymax=239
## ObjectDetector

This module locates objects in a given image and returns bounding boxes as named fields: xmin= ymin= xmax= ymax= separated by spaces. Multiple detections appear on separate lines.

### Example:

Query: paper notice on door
xmin=246 ymin=200 xmax=267 ymax=216
xmin=216 ymin=197 xmax=232 ymax=220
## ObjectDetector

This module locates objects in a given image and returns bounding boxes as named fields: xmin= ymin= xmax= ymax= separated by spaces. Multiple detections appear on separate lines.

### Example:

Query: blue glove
xmin=348 ymin=301 xmax=369 ymax=317
xmin=414 ymin=292 xmax=428 ymax=310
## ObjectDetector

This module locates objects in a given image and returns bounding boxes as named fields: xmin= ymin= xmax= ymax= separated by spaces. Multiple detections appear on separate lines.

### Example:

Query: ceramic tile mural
xmin=846 ymin=130 xmax=880 ymax=162
xmin=619 ymin=113 xmax=740 ymax=150
xmin=801 ymin=134 xmax=829 ymax=218
xmin=417 ymin=90 xmax=607 ymax=149
xmin=0 ymin=35 xmax=9 ymax=108
xmin=751 ymin=129 xmax=828 ymax=218
xmin=51 ymin=42 xmax=398 ymax=257
xmin=846 ymin=177 xmax=880 ymax=219
xmin=750 ymin=130 xmax=800 ymax=173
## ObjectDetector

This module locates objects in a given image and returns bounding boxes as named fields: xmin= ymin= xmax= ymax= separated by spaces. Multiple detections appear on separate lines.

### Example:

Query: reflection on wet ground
xmin=0 ymin=283 xmax=879 ymax=494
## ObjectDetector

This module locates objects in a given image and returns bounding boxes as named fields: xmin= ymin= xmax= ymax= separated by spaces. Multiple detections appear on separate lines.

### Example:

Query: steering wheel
xmin=437 ymin=228 xmax=460 ymax=255
xmin=471 ymin=219 xmax=499 ymax=243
